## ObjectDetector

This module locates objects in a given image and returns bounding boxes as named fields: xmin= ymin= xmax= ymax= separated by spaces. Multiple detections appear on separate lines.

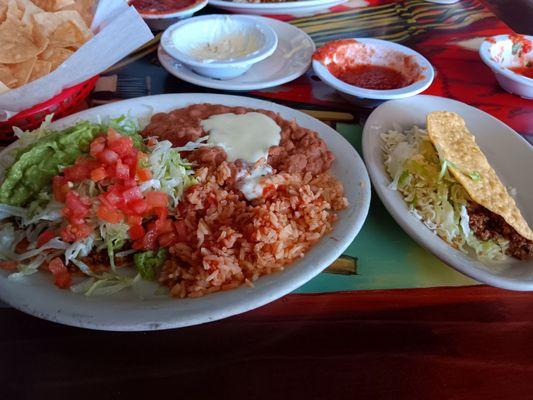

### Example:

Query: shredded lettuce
xmin=145 ymin=140 xmax=197 ymax=207
xmin=98 ymin=223 xmax=130 ymax=272
xmin=382 ymin=126 xmax=507 ymax=261
xmin=70 ymin=272 xmax=141 ymax=296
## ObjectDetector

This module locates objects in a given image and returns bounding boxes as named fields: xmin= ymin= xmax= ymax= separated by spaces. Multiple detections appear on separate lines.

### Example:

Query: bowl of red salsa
xmin=312 ymin=39 xmax=434 ymax=106
xmin=480 ymin=34 xmax=533 ymax=99
xmin=129 ymin=0 xmax=208 ymax=30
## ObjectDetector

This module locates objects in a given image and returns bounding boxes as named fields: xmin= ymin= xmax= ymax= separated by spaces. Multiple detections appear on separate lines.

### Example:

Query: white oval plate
xmin=208 ymin=0 xmax=347 ymax=17
xmin=158 ymin=16 xmax=314 ymax=91
xmin=0 ymin=93 xmax=371 ymax=330
xmin=362 ymin=95 xmax=533 ymax=291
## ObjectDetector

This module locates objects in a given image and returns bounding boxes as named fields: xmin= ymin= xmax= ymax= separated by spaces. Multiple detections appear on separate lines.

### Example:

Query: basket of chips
xmin=0 ymin=0 xmax=153 ymax=138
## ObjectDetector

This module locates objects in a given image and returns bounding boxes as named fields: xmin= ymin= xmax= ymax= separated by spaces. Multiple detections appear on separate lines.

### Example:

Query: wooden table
xmin=1 ymin=1 xmax=532 ymax=399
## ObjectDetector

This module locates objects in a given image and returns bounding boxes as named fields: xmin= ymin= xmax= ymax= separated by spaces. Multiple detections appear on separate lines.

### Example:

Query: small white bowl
xmin=161 ymin=15 xmax=278 ymax=80
xmin=312 ymin=38 xmax=434 ymax=106
xmin=134 ymin=0 xmax=208 ymax=31
xmin=479 ymin=34 xmax=533 ymax=99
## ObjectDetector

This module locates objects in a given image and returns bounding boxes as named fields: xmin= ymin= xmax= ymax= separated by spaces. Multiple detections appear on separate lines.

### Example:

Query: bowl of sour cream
xmin=160 ymin=14 xmax=278 ymax=80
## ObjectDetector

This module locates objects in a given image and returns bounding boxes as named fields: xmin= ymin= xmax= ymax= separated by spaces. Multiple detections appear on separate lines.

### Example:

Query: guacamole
xmin=0 ymin=117 xmax=144 ymax=207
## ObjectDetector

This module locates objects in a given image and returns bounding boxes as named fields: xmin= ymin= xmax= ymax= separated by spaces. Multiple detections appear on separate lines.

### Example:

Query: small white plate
xmin=208 ymin=0 xmax=347 ymax=17
xmin=159 ymin=16 xmax=314 ymax=91
xmin=363 ymin=95 xmax=533 ymax=291
xmin=0 ymin=93 xmax=371 ymax=331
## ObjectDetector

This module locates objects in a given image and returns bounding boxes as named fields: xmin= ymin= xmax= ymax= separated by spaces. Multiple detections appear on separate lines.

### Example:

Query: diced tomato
xmin=122 ymin=186 xmax=143 ymax=203
xmin=60 ymin=223 xmax=92 ymax=243
xmin=153 ymin=206 xmax=168 ymax=222
xmin=145 ymin=191 xmax=168 ymax=209
xmin=156 ymin=217 xmax=174 ymax=235
xmin=96 ymin=149 xmax=119 ymax=165
xmin=125 ymin=198 xmax=147 ymax=215
xmin=90 ymin=166 xmax=107 ymax=182
xmin=48 ymin=257 xmax=71 ymax=289
xmin=96 ymin=205 xmax=123 ymax=224
xmin=136 ymin=168 xmax=151 ymax=182
xmin=126 ymin=215 xmax=142 ymax=226
xmin=90 ymin=136 xmax=106 ymax=158
xmin=106 ymin=127 xmax=121 ymax=142
xmin=132 ymin=226 xmax=158 ymax=250
xmin=37 ymin=230 xmax=57 ymax=248
xmin=122 ymin=179 xmax=137 ymax=189
xmin=63 ymin=158 xmax=100 ymax=182
xmin=108 ymin=136 xmax=134 ymax=158
xmin=63 ymin=191 xmax=90 ymax=225
xmin=114 ymin=159 xmax=131 ymax=180
xmin=158 ymin=232 xmax=177 ymax=247
xmin=52 ymin=176 xmax=70 ymax=202
xmin=0 ymin=261 xmax=17 ymax=270
xmin=128 ymin=224 xmax=145 ymax=241
xmin=99 ymin=189 xmax=123 ymax=208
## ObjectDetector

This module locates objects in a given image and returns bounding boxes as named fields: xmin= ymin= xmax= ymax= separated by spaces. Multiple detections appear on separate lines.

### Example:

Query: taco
xmin=382 ymin=111 xmax=532 ymax=261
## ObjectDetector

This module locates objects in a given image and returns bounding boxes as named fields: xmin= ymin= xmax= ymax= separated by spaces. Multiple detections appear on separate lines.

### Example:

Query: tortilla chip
xmin=427 ymin=111 xmax=533 ymax=241
xmin=17 ymin=0 xmax=44 ymax=26
xmin=49 ymin=20 xmax=86 ymax=49
xmin=9 ymin=56 xmax=35 ymax=87
xmin=39 ymin=45 xmax=72 ymax=69
xmin=6 ymin=0 xmax=22 ymax=20
xmin=0 ymin=80 xmax=10 ymax=93
xmin=0 ymin=4 xmax=7 ymax=23
xmin=28 ymin=58 xmax=51 ymax=81
xmin=0 ymin=63 xmax=17 ymax=87
xmin=32 ymin=10 xmax=91 ymax=40
xmin=58 ymin=0 xmax=93 ymax=26
xmin=0 ymin=17 xmax=43 ymax=63
xmin=32 ymin=0 xmax=74 ymax=12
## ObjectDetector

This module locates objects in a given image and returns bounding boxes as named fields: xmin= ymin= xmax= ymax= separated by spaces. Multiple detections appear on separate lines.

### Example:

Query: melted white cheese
xmin=237 ymin=165 xmax=272 ymax=201
xmin=201 ymin=112 xmax=281 ymax=163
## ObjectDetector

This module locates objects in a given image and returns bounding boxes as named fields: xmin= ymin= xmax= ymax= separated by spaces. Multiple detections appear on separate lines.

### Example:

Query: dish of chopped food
xmin=363 ymin=95 xmax=533 ymax=291
xmin=0 ymin=93 xmax=370 ymax=330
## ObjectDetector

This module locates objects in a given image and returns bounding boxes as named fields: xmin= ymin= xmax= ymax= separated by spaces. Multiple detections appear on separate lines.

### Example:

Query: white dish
xmin=313 ymin=38 xmax=434 ymax=106
xmin=208 ymin=0 xmax=347 ymax=17
xmin=160 ymin=15 xmax=278 ymax=80
xmin=0 ymin=93 xmax=371 ymax=330
xmin=158 ymin=16 xmax=314 ymax=91
xmin=362 ymin=95 xmax=533 ymax=291
xmin=138 ymin=0 xmax=208 ymax=31
xmin=479 ymin=34 xmax=533 ymax=99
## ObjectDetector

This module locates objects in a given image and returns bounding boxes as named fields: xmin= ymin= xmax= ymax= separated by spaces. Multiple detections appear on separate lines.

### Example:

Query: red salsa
xmin=508 ymin=65 xmax=533 ymax=79
xmin=328 ymin=64 xmax=411 ymax=90
xmin=129 ymin=0 xmax=197 ymax=14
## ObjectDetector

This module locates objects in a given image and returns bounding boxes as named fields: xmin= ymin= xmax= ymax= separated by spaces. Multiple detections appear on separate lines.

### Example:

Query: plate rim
xmin=362 ymin=94 xmax=533 ymax=291
xmin=208 ymin=0 xmax=346 ymax=11
xmin=0 ymin=93 xmax=371 ymax=330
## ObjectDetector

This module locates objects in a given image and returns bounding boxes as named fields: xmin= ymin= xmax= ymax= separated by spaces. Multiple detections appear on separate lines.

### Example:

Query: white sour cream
xmin=201 ymin=112 xmax=281 ymax=163
xmin=171 ymin=17 xmax=263 ymax=63
xmin=238 ymin=165 xmax=273 ymax=201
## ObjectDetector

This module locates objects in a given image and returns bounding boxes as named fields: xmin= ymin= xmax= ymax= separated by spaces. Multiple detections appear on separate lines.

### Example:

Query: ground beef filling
xmin=468 ymin=203 xmax=533 ymax=260
xmin=142 ymin=104 xmax=335 ymax=175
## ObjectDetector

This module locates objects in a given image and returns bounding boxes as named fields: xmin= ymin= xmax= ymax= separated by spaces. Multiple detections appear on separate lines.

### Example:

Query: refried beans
xmin=468 ymin=203 xmax=533 ymax=260
xmin=142 ymin=104 xmax=335 ymax=175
